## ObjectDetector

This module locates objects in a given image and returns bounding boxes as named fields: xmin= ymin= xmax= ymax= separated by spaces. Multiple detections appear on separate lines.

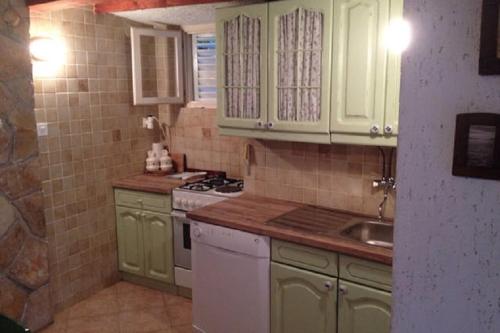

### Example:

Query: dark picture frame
xmin=479 ymin=0 xmax=500 ymax=75
xmin=453 ymin=113 xmax=500 ymax=180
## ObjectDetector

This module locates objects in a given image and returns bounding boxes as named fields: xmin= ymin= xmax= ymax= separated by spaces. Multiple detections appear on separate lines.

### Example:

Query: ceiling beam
xmin=27 ymin=0 xmax=232 ymax=13
xmin=95 ymin=0 xmax=229 ymax=13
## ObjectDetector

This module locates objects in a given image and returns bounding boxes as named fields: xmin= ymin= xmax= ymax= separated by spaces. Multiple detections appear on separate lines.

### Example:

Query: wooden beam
xmin=95 ymin=0 xmax=229 ymax=13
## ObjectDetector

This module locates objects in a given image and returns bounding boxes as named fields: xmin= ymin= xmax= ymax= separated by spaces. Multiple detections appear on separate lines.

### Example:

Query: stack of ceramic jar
xmin=146 ymin=143 xmax=173 ymax=172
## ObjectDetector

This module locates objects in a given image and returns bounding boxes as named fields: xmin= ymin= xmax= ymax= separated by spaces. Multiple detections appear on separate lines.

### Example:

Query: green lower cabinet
xmin=116 ymin=207 xmax=145 ymax=275
xmin=271 ymin=262 xmax=337 ymax=333
xmin=338 ymin=280 xmax=392 ymax=333
xmin=143 ymin=211 xmax=174 ymax=284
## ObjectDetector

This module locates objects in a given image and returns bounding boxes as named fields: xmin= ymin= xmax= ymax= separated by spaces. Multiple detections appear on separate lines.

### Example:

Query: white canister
xmin=152 ymin=143 xmax=163 ymax=159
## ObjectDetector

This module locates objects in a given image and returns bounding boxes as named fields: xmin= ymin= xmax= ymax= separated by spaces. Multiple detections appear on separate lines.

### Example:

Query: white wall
xmin=393 ymin=0 xmax=500 ymax=332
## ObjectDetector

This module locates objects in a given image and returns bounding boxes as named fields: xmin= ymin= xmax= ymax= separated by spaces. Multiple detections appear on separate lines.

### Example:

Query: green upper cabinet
xmin=268 ymin=0 xmax=333 ymax=135
xmin=216 ymin=3 xmax=268 ymax=129
xmin=271 ymin=262 xmax=337 ymax=333
xmin=338 ymin=280 xmax=392 ymax=333
xmin=330 ymin=0 xmax=403 ymax=146
xmin=143 ymin=211 xmax=174 ymax=284
xmin=116 ymin=207 xmax=145 ymax=276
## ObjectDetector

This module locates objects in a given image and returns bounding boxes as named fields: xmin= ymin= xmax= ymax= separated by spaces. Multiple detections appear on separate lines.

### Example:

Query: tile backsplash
xmin=162 ymin=108 xmax=396 ymax=218
xmin=30 ymin=7 xmax=158 ymax=310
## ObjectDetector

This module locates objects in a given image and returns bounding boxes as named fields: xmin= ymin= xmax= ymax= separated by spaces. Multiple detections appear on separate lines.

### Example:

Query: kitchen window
xmin=184 ymin=24 xmax=217 ymax=108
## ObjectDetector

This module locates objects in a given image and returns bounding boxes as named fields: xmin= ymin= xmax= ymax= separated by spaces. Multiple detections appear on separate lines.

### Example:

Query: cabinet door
xmin=338 ymin=280 xmax=392 ymax=333
xmin=116 ymin=207 xmax=144 ymax=275
xmin=271 ymin=262 xmax=337 ymax=333
xmin=331 ymin=0 xmax=392 ymax=136
xmin=268 ymin=0 xmax=333 ymax=134
xmin=216 ymin=3 xmax=268 ymax=129
xmin=143 ymin=211 xmax=174 ymax=283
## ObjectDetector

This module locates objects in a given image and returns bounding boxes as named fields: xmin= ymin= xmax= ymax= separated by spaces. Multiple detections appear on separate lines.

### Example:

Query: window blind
xmin=192 ymin=34 xmax=217 ymax=101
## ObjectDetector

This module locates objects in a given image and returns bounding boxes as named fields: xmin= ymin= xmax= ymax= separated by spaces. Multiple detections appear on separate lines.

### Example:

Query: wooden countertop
xmin=112 ymin=174 xmax=184 ymax=194
xmin=187 ymin=194 xmax=392 ymax=265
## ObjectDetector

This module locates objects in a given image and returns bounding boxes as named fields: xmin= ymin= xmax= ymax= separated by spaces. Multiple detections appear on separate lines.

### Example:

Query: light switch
xmin=37 ymin=122 xmax=48 ymax=136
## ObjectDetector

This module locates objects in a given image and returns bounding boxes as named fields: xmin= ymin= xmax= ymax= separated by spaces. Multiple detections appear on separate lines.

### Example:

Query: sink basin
xmin=340 ymin=221 xmax=393 ymax=249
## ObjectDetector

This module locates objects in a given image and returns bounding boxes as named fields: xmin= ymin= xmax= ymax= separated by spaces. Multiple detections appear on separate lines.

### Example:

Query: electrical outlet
xmin=37 ymin=122 xmax=48 ymax=136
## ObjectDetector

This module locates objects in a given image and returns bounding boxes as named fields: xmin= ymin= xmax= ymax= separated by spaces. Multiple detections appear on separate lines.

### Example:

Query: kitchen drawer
xmin=339 ymin=255 xmax=392 ymax=292
xmin=272 ymin=240 xmax=338 ymax=277
xmin=114 ymin=189 xmax=171 ymax=213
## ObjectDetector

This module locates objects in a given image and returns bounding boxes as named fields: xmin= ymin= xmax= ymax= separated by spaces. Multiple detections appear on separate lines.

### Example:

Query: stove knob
xmin=181 ymin=199 xmax=188 ymax=210
xmin=174 ymin=198 xmax=182 ymax=207
xmin=192 ymin=227 xmax=202 ymax=238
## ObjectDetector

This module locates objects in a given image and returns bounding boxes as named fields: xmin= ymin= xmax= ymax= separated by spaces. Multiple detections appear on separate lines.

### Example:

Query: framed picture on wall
xmin=479 ymin=0 xmax=500 ymax=75
xmin=453 ymin=113 xmax=500 ymax=180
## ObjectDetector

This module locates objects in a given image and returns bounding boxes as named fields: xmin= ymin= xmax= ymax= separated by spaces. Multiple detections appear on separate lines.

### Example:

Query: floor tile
xmin=66 ymin=313 xmax=120 ymax=333
xmin=166 ymin=301 xmax=192 ymax=327
xmin=119 ymin=307 xmax=171 ymax=333
xmin=68 ymin=288 xmax=119 ymax=319
xmin=117 ymin=287 xmax=165 ymax=311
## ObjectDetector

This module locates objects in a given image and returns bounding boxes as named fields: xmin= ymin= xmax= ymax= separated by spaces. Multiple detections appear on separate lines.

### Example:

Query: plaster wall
xmin=393 ymin=0 xmax=500 ymax=332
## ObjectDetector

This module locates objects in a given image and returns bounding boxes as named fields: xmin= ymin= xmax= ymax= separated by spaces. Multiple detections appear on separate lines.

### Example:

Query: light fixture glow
xmin=385 ymin=18 xmax=412 ymax=54
xmin=30 ymin=36 xmax=65 ymax=62
xmin=30 ymin=36 xmax=66 ymax=78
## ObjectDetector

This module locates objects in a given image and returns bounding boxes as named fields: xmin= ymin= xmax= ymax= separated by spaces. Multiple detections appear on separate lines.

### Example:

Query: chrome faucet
xmin=373 ymin=148 xmax=396 ymax=221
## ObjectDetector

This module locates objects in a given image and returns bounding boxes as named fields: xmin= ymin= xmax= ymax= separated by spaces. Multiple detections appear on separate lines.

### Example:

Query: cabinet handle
xmin=267 ymin=122 xmax=274 ymax=129
xmin=339 ymin=284 xmax=348 ymax=295
xmin=324 ymin=281 xmax=333 ymax=290
xmin=370 ymin=124 xmax=380 ymax=134
xmin=135 ymin=211 xmax=141 ymax=218
xmin=384 ymin=125 xmax=393 ymax=134
xmin=137 ymin=198 xmax=143 ymax=203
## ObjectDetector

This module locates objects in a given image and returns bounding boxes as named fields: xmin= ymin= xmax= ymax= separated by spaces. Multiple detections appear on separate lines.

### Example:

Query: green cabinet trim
xmin=115 ymin=190 xmax=174 ymax=285
xmin=272 ymin=240 xmax=338 ymax=277
xmin=267 ymin=0 xmax=333 ymax=134
xmin=339 ymin=255 xmax=392 ymax=292
xmin=116 ymin=207 xmax=145 ymax=275
xmin=338 ymin=280 xmax=391 ymax=333
xmin=216 ymin=3 xmax=268 ymax=129
xmin=330 ymin=0 xmax=403 ymax=145
xmin=271 ymin=262 xmax=337 ymax=333
xmin=143 ymin=211 xmax=174 ymax=284
xmin=219 ymin=127 xmax=332 ymax=144
xmin=330 ymin=133 xmax=397 ymax=147
xmin=115 ymin=189 xmax=171 ymax=213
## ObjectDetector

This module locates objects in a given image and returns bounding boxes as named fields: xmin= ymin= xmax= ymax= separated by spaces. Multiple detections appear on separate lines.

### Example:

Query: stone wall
xmin=30 ymin=7 xmax=158 ymax=311
xmin=0 ymin=0 xmax=52 ymax=331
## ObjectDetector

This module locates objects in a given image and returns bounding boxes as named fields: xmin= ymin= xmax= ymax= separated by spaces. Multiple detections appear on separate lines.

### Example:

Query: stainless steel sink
xmin=340 ymin=221 xmax=393 ymax=249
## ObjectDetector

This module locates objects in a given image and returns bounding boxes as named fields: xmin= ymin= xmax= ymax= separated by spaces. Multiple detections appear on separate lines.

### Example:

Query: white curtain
xmin=224 ymin=16 xmax=261 ymax=119
xmin=278 ymin=8 xmax=323 ymax=122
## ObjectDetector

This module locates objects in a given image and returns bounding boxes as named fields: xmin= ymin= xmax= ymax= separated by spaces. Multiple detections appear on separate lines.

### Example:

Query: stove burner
xmin=180 ymin=183 xmax=214 ymax=192
xmin=202 ymin=177 xmax=238 ymax=187
xmin=215 ymin=185 xmax=243 ymax=194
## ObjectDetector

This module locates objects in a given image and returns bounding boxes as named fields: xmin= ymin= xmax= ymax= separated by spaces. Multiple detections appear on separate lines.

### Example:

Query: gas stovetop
xmin=179 ymin=177 xmax=243 ymax=194
xmin=173 ymin=176 xmax=244 ymax=211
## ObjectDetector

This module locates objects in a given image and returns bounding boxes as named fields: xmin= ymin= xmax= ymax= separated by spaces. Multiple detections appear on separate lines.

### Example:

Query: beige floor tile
xmin=66 ymin=313 xmax=120 ymax=333
xmin=68 ymin=288 xmax=119 ymax=319
xmin=117 ymin=287 xmax=165 ymax=311
xmin=119 ymin=307 xmax=172 ymax=333
xmin=166 ymin=302 xmax=192 ymax=327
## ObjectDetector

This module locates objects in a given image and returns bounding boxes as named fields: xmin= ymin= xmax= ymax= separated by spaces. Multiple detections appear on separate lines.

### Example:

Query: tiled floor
xmin=40 ymin=281 xmax=192 ymax=333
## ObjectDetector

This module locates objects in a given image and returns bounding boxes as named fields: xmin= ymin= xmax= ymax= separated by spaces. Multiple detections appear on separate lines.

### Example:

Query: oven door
xmin=172 ymin=210 xmax=192 ymax=270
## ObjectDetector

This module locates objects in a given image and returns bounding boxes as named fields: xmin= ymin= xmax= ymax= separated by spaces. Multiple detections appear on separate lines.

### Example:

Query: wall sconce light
xmin=30 ymin=36 xmax=65 ymax=62
xmin=385 ymin=18 xmax=412 ymax=54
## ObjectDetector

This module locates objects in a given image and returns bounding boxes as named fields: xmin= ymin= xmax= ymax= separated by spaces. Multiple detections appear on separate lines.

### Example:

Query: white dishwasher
xmin=191 ymin=221 xmax=270 ymax=333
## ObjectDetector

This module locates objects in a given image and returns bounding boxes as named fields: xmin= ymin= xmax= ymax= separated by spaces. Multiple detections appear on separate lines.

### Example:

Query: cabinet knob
xmin=257 ymin=121 xmax=264 ymax=128
xmin=137 ymin=198 xmax=143 ymax=203
xmin=370 ymin=124 xmax=380 ymax=134
xmin=267 ymin=122 xmax=274 ymax=129
xmin=384 ymin=125 xmax=393 ymax=134
xmin=339 ymin=284 xmax=348 ymax=295
xmin=324 ymin=281 xmax=333 ymax=290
